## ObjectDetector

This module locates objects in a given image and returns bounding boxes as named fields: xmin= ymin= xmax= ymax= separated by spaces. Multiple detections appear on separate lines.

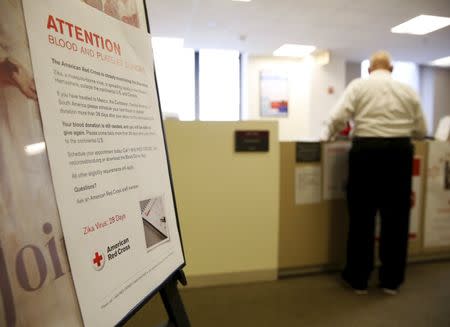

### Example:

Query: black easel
xmin=118 ymin=269 xmax=190 ymax=327
xmin=137 ymin=2 xmax=190 ymax=326
xmin=156 ymin=270 xmax=190 ymax=327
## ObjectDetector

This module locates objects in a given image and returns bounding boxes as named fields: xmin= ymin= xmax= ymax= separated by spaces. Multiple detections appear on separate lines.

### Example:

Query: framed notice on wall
xmin=0 ymin=0 xmax=187 ymax=326
xmin=260 ymin=70 xmax=289 ymax=117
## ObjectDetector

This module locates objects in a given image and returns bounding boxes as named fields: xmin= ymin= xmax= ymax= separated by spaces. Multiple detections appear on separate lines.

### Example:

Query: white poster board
xmin=295 ymin=166 xmax=322 ymax=205
xmin=22 ymin=0 xmax=184 ymax=325
xmin=323 ymin=142 xmax=351 ymax=200
xmin=424 ymin=141 xmax=450 ymax=248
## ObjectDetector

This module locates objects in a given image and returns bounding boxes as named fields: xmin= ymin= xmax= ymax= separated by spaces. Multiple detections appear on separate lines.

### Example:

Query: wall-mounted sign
xmin=260 ymin=70 xmax=289 ymax=117
xmin=235 ymin=131 xmax=269 ymax=152
xmin=296 ymin=142 xmax=322 ymax=163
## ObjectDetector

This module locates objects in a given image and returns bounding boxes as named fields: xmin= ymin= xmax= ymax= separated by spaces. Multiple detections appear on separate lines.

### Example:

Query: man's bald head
xmin=369 ymin=51 xmax=393 ymax=74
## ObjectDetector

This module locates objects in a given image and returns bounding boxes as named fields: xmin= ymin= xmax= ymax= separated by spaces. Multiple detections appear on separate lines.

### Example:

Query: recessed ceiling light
xmin=273 ymin=44 xmax=316 ymax=58
xmin=391 ymin=15 xmax=450 ymax=35
xmin=430 ymin=56 xmax=450 ymax=67
xmin=232 ymin=0 xmax=252 ymax=2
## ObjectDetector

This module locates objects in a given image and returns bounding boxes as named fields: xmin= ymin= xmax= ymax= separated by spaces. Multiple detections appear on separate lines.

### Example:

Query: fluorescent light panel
xmin=391 ymin=15 xmax=450 ymax=35
xmin=430 ymin=56 xmax=450 ymax=67
xmin=273 ymin=44 xmax=316 ymax=58
xmin=232 ymin=0 xmax=252 ymax=2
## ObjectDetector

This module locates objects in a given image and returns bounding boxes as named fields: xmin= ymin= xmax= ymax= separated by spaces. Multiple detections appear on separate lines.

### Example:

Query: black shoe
xmin=341 ymin=276 xmax=368 ymax=295
xmin=378 ymin=282 xmax=399 ymax=295
xmin=381 ymin=288 xmax=398 ymax=295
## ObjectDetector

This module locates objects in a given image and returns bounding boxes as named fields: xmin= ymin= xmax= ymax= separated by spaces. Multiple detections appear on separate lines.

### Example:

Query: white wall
xmin=420 ymin=66 xmax=435 ymax=134
xmin=419 ymin=66 xmax=450 ymax=134
xmin=245 ymin=55 xmax=346 ymax=141
xmin=309 ymin=57 xmax=346 ymax=140
xmin=361 ymin=61 xmax=421 ymax=93
xmin=432 ymin=68 xmax=450 ymax=132
xmin=345 ymin=61 xmax=361 ymax=86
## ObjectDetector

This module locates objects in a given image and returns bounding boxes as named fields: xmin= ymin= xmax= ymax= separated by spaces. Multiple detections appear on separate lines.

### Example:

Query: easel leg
xmin=159 ymin=273 xmax=190 ymax=327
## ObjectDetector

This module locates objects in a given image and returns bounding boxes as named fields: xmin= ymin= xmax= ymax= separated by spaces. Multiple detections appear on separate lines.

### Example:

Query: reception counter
xmin=163 ymin=121 xmax=450 ymax=286
xmin=165 ymin=121 xmax=280 ymax=287
xmin=279 ymin=140 xmax=450 ymax=276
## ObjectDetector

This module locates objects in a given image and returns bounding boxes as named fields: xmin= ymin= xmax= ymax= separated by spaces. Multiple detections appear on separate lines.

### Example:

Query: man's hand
xmin=0 ymin=57 xmax=38 ymax=100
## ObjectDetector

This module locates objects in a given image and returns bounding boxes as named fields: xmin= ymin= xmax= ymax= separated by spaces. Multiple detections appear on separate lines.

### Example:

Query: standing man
xmin=322 ymin=51 xmax=427 ymax=294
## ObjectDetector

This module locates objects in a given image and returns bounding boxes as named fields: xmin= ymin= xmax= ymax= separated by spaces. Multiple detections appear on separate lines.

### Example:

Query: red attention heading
xmin=47 ymin=15 xmax=121 ymax=56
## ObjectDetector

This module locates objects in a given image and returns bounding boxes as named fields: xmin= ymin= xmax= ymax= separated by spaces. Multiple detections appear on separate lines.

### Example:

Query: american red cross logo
xmin=92 ymin=251 xmax=105 ymax=271
xmin=93 ymin=252 xmax=103 ymax=266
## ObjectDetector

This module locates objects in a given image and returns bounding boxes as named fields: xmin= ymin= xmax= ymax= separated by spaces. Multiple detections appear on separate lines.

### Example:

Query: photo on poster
xmin=81 ymin=0 xmax=141 ymax=28
xmin=0 ymin=1 xmax=84 ymax=326
xmin=140 ymin=196 xmax=170 ymax=249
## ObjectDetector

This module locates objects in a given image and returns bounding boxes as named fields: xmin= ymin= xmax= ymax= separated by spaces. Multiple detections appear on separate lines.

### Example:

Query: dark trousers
xmin=343 ymin=137 xmax=413 ymax=290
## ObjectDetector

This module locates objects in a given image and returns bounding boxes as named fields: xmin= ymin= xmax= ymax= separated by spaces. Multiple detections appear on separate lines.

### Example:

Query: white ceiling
xmin=146 ymin=0 xmax=450 ymax=63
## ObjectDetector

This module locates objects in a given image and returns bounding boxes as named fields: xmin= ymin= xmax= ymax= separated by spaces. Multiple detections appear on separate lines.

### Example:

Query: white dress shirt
xmin=322 ymin=70 xmax=427 ymax=140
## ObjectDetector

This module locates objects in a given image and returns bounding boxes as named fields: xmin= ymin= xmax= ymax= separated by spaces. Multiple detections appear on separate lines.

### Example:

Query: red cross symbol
xmin=93 ymin=252 xmax=103 ymax=267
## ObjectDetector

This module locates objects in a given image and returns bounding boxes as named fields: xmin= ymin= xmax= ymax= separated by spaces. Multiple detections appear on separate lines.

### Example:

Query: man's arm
xmin=321 ymin=81 xmax=358 ymax=141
